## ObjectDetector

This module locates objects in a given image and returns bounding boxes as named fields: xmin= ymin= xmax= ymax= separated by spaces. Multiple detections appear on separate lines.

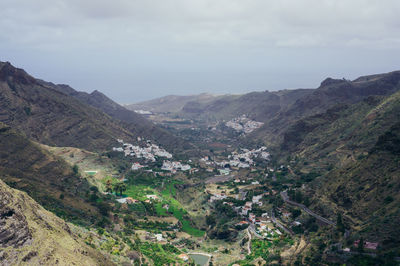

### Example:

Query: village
xmin=112 ymin=138 xmax=173 ymax=162
xmin=200 ymin=146 xmax=270 ymax=172
xmin=225 ymin=115 xmax=264 ymax=134
xmin=112 ymin=138 xmax=192 ymax=173
xmin=106 ymin=137 xmax=382 ymax=265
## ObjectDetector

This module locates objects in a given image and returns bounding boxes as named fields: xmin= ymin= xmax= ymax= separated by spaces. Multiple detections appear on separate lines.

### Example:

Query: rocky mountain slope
xmin=275 ymin=80 xmax=400 ymax=250
xmin=126 ymin=93 xmax=219 ymax=113
xmin=0 ymin=61 xmax=189 ymax=153
xmin=180 ymin=89 xmax=312 ymax=122
xmin=135 ymin=71 xmax=400 ymax=148
xmin=0 ymin=122 xmax=101 ymax=224
xmin=252 ymin=71 xmax=400 ymax=146
xmin=315 ymin=126 xmax=400 ymax=250
xmin=0 ymin=179 xmax=112 ymax=265
xmin=40 ymin=82 xmax=192 ymax=152
xmin=130 ymin=90 xmax=312 ymax=123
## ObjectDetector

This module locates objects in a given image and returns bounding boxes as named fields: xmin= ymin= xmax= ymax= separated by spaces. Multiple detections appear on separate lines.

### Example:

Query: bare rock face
xmin=0 ymin=185 xmax=32 ymax=248
xmin=0 ymin=179 xmax=113 ymax=265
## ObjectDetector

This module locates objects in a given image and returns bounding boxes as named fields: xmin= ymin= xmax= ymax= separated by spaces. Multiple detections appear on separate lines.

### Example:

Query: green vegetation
xmin=158 ymin=181 xmax=205 ymax=237
xmin=103 ymin=174 xmax=205 ymax=237
xmin=0 ymin=123 xmax=102 ymax=226
xmin=113 ymin=181 xmax=127 ymax=196
xmin=232 ymin=239 xmax=289 ymax=265
xmin=3 ymin=62 xmax=400 ymax=264
xmin=138 ymin=242 xmax=182 ymax=265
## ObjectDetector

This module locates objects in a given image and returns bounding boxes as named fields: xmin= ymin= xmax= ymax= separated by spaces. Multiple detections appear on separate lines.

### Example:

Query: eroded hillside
xmin=0 ymin=179 xmax=113 ymax=265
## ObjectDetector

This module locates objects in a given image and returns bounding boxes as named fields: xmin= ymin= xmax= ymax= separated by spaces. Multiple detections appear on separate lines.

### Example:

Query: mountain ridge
xmin=0 ymin=121 xmax=101 ymax=224
xmin=38 ymin=81 xmax=193 ymax=153
xmin=0 ymin=61 xmax=190 ymax=153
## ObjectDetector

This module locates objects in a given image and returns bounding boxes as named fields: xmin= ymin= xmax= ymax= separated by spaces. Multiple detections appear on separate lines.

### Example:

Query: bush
xmin=72 ymin=164 xmax=79 ymax=175
xmin=384 ymin=196 xmax=394 ymax=204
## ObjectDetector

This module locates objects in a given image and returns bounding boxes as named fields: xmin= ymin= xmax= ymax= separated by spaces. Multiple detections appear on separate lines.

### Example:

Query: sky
xmin=1 ymin=0 xmax=400 ymax=103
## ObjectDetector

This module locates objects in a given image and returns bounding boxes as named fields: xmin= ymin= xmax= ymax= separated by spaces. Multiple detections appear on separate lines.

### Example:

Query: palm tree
xmin=113 ymin=182 xmax=121 ymax=195
xmin=119 ymin=183 xmax=127 ymax=196
xmin=105 ymin=179 xmax=113 ymax=193
xmin=113 ymin=182 xmax=127 ymax=196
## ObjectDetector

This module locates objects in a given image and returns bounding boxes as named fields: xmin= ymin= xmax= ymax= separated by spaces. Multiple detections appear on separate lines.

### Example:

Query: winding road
xmin=246 ymin=228 xmax=252 ymax=255
xmin=271 ymin=210 xmax=294 ymax=235
xmin=280 ymin=191 xmax=336 ymax=226
xmin=248 ymin=223 xmax=265 ymax=239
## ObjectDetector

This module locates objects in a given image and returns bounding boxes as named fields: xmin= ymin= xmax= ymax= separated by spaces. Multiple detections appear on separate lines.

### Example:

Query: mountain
xmin=149 ymin=71 xmax=400 ymax=146
xmin=0 ymin=61 xmax=190 ymax=153
xmin=314 ymin=124 xmax=400 ymax=249
xmin=125 ymin=93 xmax=219 ymax=113
xmin=192 ymin=89 xmax=313 ymax=122
xmin=0 ymin=61 xmax=135 ymax=152
xmin=126 ymin=90 xmax=312 ymax=126
xmin=40 ymin=82 xmax=192 ymax=152
xmin=252 ymin=71 xmax=400 ymax=146
xmin=0 ymin=122 xmax=101 ymax=224
xmin=0 ymin=179 xmax=112 ymax=265
xmin=275 ymin=80 xmax=400 ymax=250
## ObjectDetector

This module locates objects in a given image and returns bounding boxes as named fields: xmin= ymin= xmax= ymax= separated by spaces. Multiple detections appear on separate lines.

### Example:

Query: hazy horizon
xmin=2 ymin=0 xmax=400 ymax=103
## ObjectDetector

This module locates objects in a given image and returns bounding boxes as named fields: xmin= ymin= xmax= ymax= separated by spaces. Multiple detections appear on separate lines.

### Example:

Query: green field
xmin=124 ymin=184 xmax=158 ymax=200
xmin=139 ymin=242 xmax=182 ymax=265
xmin=158 ymin=181 xmax=205 ymax=237
xmin=108 ymin=175 xmax=205 ymax=237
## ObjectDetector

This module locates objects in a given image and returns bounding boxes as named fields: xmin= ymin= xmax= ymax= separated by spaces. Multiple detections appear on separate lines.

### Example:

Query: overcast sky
xmin=1 ymin=0 xmax=400 ymax=103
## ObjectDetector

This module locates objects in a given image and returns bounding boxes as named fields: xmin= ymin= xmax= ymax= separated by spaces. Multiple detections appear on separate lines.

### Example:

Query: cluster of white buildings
xmin=113 ymin=139 xmax=172 ymax=162
xmin=199 ymin=147 xmax=271 ymax=179
xmin=252 ymin=194 xmax=263 ymax=206
xmin=225 ymin=115 xmax=264 ymax=134
xmin=239 ymin=201 xmax=253 ymax=216
xmin=230 ymin=147 xmax=270 ymax=163
xmin=131 ymin=162 xmax=146 ymax=170
xmin=161 ymin=160 xmax=191 ymax=172
xmin=231 ymin=193 xmax=266 ymax=216
xmin=238 ymin=210 xmax=282 ymax=238
xmin=209 ymin=193 xmax=228 ymax=203
xmin=133 ymin=110 xmax=152 ymax=115
xmin=214 ymin=147 xmax=270 ymax=169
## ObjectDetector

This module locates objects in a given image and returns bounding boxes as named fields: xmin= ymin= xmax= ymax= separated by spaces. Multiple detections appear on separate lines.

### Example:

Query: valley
xmin=0 ymin=61 xmax=399 ymax=265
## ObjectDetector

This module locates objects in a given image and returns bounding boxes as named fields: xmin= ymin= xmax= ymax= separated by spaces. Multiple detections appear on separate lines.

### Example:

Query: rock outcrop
xmin=0 ymin=179 xmax=113 ymax=265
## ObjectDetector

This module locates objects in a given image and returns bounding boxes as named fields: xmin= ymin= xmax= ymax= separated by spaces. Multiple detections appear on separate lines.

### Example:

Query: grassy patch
xmin=139 ymin=242 xmax=182 ymax=265
xmin=124 ymin=185 xmax=158 ymax=200
xmin=159 ymin=181 xmax=205 ymax=237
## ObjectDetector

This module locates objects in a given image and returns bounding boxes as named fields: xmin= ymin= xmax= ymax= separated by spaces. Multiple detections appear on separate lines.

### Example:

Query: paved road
xmin=248 ymin=223 xmax=264 ymax=239
xmin=281 ymin=191 xmax=336 ymax=226
xmin=246 ymin=228 xmax=252 ymax=255
xmin=271 ymin=210 xmax=294 ymax=235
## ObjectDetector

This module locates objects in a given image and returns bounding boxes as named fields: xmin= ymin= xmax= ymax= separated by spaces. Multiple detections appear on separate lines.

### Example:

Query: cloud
xmin=1 ymin=0 xmax=400 ymax=102
xmin=1 ymin=0 xmax=399 ymax=49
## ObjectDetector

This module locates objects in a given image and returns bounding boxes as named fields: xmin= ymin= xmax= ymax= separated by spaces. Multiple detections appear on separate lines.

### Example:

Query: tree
xmin=206 ymin=215 xmax=216 ymax=226
xmin=72 ymin=164 xmax=79 ymax=175
xmin=358 ymin=237 xmax=364 ymax=253
xmin=113 ymin=182 xmax=127 ymax=196
xmin=119 ymin=183 xmax=127 ymax=196
xmin=337 ymin=213 xmax=345 ymax=234
xmin=105 ymin=179 xmax=113 ymax=193
xmin=303 ymin=196 xmax=310 ymax=207
xmin=295 ymin=191 xmax=303 ymax=203
xmin=291 ymin=209 xmax=301 ymax=219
